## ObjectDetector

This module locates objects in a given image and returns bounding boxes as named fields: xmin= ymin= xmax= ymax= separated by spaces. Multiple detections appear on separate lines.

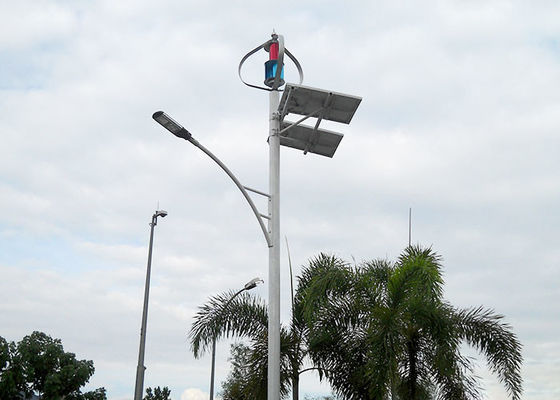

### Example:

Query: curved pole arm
xmin=298 ymin=366 xmax=332 ymax=375
xmin=187 ymin=137 xmax=273 ymax=248
xmin=226 ymin=287 xmax=247 ymax=308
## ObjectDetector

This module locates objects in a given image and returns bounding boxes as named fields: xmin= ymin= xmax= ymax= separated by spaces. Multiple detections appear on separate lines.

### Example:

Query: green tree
xmin=0 ymin=336 xmax=25 ymax=399
xmin=219 ymin=343 xmax=253 ymax=400
xmin=189 ymin=291 xmax=276 ymax=400
xmin=302 ymin=246 xmax=523 ymax=400
xmin=0 ymin=331 xmax=106 ymax=400
xmin=189 ymin=259 xmax=330 ymax=400
xmin=144 ymin=386 xmax=171 ymax=400
xmin=68 ymin=387 xmax=108 ymax=400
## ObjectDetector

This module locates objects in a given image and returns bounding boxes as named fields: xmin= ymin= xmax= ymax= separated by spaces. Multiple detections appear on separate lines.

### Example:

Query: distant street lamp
xmin=209 ymin=277 xmax=264 ymax=400
xmin=134 ymin=210 xmax=168 ymax=400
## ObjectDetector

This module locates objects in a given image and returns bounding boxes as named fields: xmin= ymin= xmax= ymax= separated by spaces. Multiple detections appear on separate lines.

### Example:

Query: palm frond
xmin=455 ymin=306 xmax=523 ymax=400
xmin=395 ymin=245 xmax=444 ymax=303
xmin=299 ymin=256 xmax=354 ymax=323
xmin=301 ymin=246 xmax=523 ymax=400
xmin=189 ymin=291 xmax=267 ymax=358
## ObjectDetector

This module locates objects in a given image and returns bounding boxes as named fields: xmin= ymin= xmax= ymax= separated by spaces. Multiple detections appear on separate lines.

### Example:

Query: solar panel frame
xmin=279 ymin=121 xmax=344 ymax=158
xmin=279 ymin=83 xmax=362 ymax=124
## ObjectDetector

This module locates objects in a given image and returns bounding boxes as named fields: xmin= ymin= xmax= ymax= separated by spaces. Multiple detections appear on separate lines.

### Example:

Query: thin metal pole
xmin=209 ymin=287 xmax=249 ymax=400
xmin=134 ymin=214 xmax=157 ymax=400
xmin=268 ymin=89 xmax=281 ymax=400
xmin=209 ymin=338 xmax=216 ymax=400
xmin=408 ymin=208 xmax=412 ymax=247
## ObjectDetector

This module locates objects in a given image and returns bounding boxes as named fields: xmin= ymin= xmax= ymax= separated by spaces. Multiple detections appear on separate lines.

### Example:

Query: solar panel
xmin=279 ymin=83 xmax=362 ymax=124
xmin=279 ymin=121 xmax=344 ymax=158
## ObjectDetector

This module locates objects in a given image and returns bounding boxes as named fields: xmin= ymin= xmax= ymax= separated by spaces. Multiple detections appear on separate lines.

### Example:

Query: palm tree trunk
xmin=407 ymin=335 xmax=418 ymax=399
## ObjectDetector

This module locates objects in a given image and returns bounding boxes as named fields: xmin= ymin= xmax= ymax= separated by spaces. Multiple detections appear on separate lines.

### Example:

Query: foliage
xmin=302 ymin=246 xmax=523 ymax=400
xmin=219 ymin=343 xmax=254 ymax=400
xmin=144 ymin=386 xmax=172 ymax=400
xmin=189 ymin=291 xmax=286 ymax=400
xmin=190 ymin=245 xmax=522 ymax=400
xmin=82 ymin=387 xmax=108 ymax=400
xmin=0 ymin=336 xmax=25 ymax=399
xmin=189 ymin=259 xmax=334 ymax=400
xmin=67 ymin=387 xmax=108 ymax=400
xmin=0 ymin=331 xmax=106 ymax=400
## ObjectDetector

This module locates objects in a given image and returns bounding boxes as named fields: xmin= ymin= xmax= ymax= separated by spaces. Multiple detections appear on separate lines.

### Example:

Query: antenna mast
xmin=408 ymin=208 xmax=412 ymax=246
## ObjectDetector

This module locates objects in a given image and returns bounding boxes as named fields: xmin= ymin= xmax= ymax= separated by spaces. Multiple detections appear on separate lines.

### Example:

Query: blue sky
xmin=1 ymin=1 xmax=559 ymax=399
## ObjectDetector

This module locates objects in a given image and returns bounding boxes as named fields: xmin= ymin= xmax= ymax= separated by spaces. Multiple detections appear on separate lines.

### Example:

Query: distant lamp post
xmin=209 ymin=277 xmax=264 ymax=400
xmin=134 ymin=210 xmax=168 ymax=400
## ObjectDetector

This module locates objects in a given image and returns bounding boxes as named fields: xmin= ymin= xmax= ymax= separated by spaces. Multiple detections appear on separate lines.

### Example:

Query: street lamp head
xmin=244 ymin=277 xmax=264 ymax=291
xmin=156 ymin=210 xmax=168 ymax=218
xmin=152 ymin=111 xmax=192 ymax=140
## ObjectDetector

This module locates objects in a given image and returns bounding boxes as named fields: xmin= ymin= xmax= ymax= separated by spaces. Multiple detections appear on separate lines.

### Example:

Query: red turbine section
xmin=269 ymin=42 xmax=279 ymax=60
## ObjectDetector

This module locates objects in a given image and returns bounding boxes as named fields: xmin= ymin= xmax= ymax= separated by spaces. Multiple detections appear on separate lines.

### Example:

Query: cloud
xmin=181 ymin=388 xmax=209 ymax=400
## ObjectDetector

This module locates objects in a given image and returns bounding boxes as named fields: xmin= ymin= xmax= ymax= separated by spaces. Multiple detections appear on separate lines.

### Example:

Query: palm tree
xmin=189 ymin=260 xmax=330 ymax=400
xmin=302 ymin=246 xmax=523 ymax=400
xmin=189 ymin=290 xmax=271 ymax=399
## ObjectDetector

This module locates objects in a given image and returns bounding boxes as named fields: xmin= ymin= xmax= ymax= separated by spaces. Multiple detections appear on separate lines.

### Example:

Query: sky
xmin=0 ymin=1 xmax=559 ymax=399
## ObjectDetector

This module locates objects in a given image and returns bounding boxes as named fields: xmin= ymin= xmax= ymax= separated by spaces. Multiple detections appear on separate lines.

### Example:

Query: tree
xmin=189 ymin=291 xmax=280 ymax=400
xmin=0 ymin=331 xmax=106 ymax=400
xmin=144 ymin=386 xmax=172 ymax=400
xmin=219 ymin=343 xmax=254 ymax=400
xmin=302 ymin=246 xmax=523 ymax=400
xmin=68 ymin=387 xmax=108 ymax=400
xmin=0 ymin=336 xmax=25 ymax=399
xmin=189 ymin=258 xmax=332 ymax=400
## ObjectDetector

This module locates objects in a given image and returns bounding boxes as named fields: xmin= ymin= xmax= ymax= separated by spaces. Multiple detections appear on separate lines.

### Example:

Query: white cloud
xmin=0 ymin=1 xmax=77 ymax=49
xmin=181 ymin=388 xmax=209 ymax=400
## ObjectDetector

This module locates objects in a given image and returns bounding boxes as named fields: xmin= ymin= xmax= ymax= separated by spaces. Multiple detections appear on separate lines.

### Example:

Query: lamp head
xmin=155 ymin=210 xmax=168 ymax=218
xmin=244 ymin=277 xmax=264 ymax=291
xmin=152 ymin=111 xmax=192 ymax=140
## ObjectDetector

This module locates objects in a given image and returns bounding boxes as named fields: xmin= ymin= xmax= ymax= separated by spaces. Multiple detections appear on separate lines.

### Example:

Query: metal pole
xmin=209 ymin=338 xmax=216 ymax=400
xmin=209 ymin=286 xmax=254 ymax=400
xmin=408 ymin=208 xmax=412 ymax=246
xmin=268 ymin=89 xmax=281 ymax=400
xmin=134 ymin=212 xmax=164 ymax=400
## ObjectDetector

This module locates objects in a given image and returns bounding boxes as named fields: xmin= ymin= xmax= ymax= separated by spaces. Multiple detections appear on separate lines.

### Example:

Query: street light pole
xmin=268 ymin=88 xmax=281 ymax=400
xmin=239 ymin=33 xmax=301 ymax=400
xmin=154 ymin=32 xmax=360 ymax=400
xmin=209 ymin=278 xmax=263 ymax=400
xmin=134 ymin=210 xmax=168 ymax=400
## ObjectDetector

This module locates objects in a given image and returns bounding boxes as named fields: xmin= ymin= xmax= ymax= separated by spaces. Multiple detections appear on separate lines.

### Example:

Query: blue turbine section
xmin=264 ymin=60 xmax=284 ymax=88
